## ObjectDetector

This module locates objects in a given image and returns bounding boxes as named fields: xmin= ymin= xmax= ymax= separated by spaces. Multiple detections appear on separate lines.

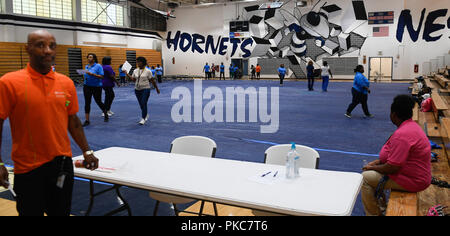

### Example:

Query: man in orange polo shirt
xmin=0 ymin=30 xmax=99 ymax=216
xmin=255 ymin=64 xmax=261 ymax=80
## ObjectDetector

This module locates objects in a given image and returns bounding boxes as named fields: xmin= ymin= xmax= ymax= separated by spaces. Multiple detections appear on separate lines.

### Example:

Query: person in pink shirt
xmin=362 ymin=95 xmax=431 ymax=216
xmin=420 ymin=94 xmax=433 ymax=112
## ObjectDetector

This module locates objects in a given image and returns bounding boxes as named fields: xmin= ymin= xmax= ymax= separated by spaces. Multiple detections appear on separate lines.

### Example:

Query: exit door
xmin=369 ymin=57 xmax=393 ymax=82
xmin=231 ymin=59 xmax=249 ymax=79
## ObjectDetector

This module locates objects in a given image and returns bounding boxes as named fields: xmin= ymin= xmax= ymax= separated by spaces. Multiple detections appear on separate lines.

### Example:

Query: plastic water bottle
xmin=286 ymin=142 xmax=300 ymax=179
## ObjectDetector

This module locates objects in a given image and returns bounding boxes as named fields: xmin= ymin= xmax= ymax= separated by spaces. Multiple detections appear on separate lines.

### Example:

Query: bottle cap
xmin=291 ymin=142 xmax=296 ymax=150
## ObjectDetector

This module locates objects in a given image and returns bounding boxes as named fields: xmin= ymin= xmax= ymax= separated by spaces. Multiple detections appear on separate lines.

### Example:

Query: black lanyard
xmin=136 ymin=69 xmax=143 ymax=87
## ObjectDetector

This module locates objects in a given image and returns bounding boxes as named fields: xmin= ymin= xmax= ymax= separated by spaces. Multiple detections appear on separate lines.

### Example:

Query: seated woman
xmin=420 ymin=93 xmax=433 ymax=112
xmin=361 ymin=95 xmax=431 ymax=216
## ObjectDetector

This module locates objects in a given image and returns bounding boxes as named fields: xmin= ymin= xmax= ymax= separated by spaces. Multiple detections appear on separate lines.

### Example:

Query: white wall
xmin=396 ymin=0 xmax=450 ymax=77
xmin=0 ymin=17 xmax=161 ymax=49
xmin=162 ymin=0 xmax=450 ymax=80
xmin=163 ymin=4 xmax=228 ymax=76
xmin=162 ymin=2 xmax=263 ymax=76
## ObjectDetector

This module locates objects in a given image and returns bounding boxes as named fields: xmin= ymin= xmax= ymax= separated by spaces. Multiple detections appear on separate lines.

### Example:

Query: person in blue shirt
xmin=229 ymin=64 xmax=234 ymax=80
xmin=156 ymin=64 xmax=163 ymax=83
xmin=219 ymin=63 xmax=225 ymax=80
xmin=151 ymin=66 xmax=156 ymax=78
xmin=234 ymin=66 xmax=240 ymax=80
xmin=203 ymin=63 xmax=210 ymax=80
xmin=119 ymin=64 xmax=126 ymax=86
xmin=278 ymin=64 xmax=287 ymax=85
xmin=306 ymin=61 xmax=315 ymax=91
xmin=345 ymin=65 xmax=373 ymax=118
xmin=83 ymin=53 xmax=108 ymax=126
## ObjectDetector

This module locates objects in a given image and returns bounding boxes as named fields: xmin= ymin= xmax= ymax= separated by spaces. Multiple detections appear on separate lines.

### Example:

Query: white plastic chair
xmin=149 ymin=136 xmax=218 ymax=216
xmin=252 ymin=144 xmax=320 ymax=216
xmin=264 ymin=144 xmax=320 ymax=169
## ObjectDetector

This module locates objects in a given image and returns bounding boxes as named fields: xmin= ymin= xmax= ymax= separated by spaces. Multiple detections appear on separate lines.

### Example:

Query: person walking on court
xmin=83 ymin=53 xmax=108 ymax=126
xmin=219 ymin=63 xmax=225 ymax=80
xmin=0 ymin=30 xmax=99 ymax=216
xmin=256 ymin=64 xmax=261 ymax=80
xmin=155 ymin=64 xmax=163 ymax=83
xmin=126 ymin=57 xmax=160 ymax=125
xmin=102 ymin=56 xmax=120 ymax=118
xmin=203 ymin=63 xmax=210 ymax=80
xmin=321 ymin=61 xmax=333 ymax=92
xmin=345 ymin=65 xmax=373 ymax=118
xmin=307 ymin=61 xmax=315 ymax=91
xmin=278 ymin=64 xmax=286 ymax=86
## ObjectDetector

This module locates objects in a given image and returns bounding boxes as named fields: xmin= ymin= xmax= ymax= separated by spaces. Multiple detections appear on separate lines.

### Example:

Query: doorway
xmin=369 ymin=57 xmax=393 ymax=82
xmin=231 ymin=59 xmax=248 ymax=79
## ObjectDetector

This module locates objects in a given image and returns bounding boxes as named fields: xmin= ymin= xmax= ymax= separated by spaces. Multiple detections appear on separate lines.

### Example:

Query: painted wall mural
xmin=243 ymin=0 xmax=369 ymax=78
xmin=165 ymin=0 xmax=449 ymax=77
xmin=245 ymin=0 xmax=368 ymax=62
xmin=167 ymin=1 xmax=369 ymax=61
xmin=166 ymin=0 xmax=369 ymax=77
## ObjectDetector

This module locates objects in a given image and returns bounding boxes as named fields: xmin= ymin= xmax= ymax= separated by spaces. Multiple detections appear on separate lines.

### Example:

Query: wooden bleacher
xmin=0 ymin=42 xmax=162 ymax=79
xmin=424 ymin=78 xmax=448 ymax=124
xmin=435 ymin=74 xmax=449 ymax=89
xmin=386 ymin=72 xmax=450 ymax=216
xmin=413 ymin=103 xmax=419 ymax=122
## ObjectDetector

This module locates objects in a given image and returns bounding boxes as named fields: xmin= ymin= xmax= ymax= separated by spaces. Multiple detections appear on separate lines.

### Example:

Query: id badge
xmin=56 ymin=173 xmax=66 ymax=189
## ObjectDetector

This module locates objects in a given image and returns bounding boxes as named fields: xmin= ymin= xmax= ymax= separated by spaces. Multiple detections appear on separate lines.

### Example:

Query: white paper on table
xmin=76 ymin=69 xmax=88 ymax=75
xmin=94 ymin=161 xmax=128 ymax=174
xmin=122 ymin=61 xmax=132 ymax=74
xmin=248 ymin=171 xmax=282 ymax=185
xmin=94 ymin=166 xmax=118 ymax=173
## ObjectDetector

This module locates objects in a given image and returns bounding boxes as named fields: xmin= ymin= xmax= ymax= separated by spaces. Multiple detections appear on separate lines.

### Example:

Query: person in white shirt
xmin=320 ymin=61 xmax=333 ymax=92
xmin=126 ymin=57 xmax=160 ymax=125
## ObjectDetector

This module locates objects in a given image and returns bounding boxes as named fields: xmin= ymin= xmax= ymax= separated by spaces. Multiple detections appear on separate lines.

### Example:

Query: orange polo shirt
xmin=255 ymin=66 xmax=261 ymax=73
xmin=0 ymin=64 xmax=79 ymax=174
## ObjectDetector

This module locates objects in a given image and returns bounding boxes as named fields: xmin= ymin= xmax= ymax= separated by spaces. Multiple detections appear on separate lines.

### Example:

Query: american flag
xmin=373 ymin=26 xmax=389 ymax=37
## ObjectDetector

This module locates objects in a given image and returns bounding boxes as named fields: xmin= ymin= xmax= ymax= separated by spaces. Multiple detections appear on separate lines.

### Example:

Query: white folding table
xmin=73 ymin=147 xmax=363 ymax=216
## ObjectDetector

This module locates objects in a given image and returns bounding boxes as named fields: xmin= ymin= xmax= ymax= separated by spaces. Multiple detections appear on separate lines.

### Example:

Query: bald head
xmin=27 ymin=29 xmax=55 ymax=44
xmin=26 ymin=29 xmax=57 ymax=74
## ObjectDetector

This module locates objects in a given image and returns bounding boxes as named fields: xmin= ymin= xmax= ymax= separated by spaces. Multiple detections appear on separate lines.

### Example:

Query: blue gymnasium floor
xmin=0 ymin=79 xmax=409 ymax=216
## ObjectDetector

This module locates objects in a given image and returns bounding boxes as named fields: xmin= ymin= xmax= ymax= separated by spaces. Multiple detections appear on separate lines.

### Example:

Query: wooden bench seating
xmin=435 ymin=74 xmax=449 ymax=89
xmin=439 ymin=88 xmax=450 ymax=94
xmin=413 ymin=103 xmax=419 ymax=122
xmin=424 ymin=78 xmax=436 ymax=90
xmin=432 ymin=93 xmax=448 ymax=111
xmin=411 ymin=83 xmax=419 ymax=95
xmin=417 ymin=145 xmax=450 ymax=216
xmin=386 ymin=192 xmax=417 ymax=216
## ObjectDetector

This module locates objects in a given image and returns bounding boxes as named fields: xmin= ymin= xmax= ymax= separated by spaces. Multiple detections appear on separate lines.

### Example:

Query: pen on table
xmin=273 ymin=171 xmax=278 ymax=177
xmin=261 ymin=171 xmax=271 ymax=177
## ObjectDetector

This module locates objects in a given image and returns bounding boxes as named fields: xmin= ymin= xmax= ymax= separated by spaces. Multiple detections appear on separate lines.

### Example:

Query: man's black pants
xmin=13 ymin=156 xmax=74 ymax=216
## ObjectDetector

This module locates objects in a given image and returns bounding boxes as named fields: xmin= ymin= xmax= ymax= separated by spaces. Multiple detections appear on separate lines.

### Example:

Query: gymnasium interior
xmin=0 ymin=0 xmax=449 ymax=216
